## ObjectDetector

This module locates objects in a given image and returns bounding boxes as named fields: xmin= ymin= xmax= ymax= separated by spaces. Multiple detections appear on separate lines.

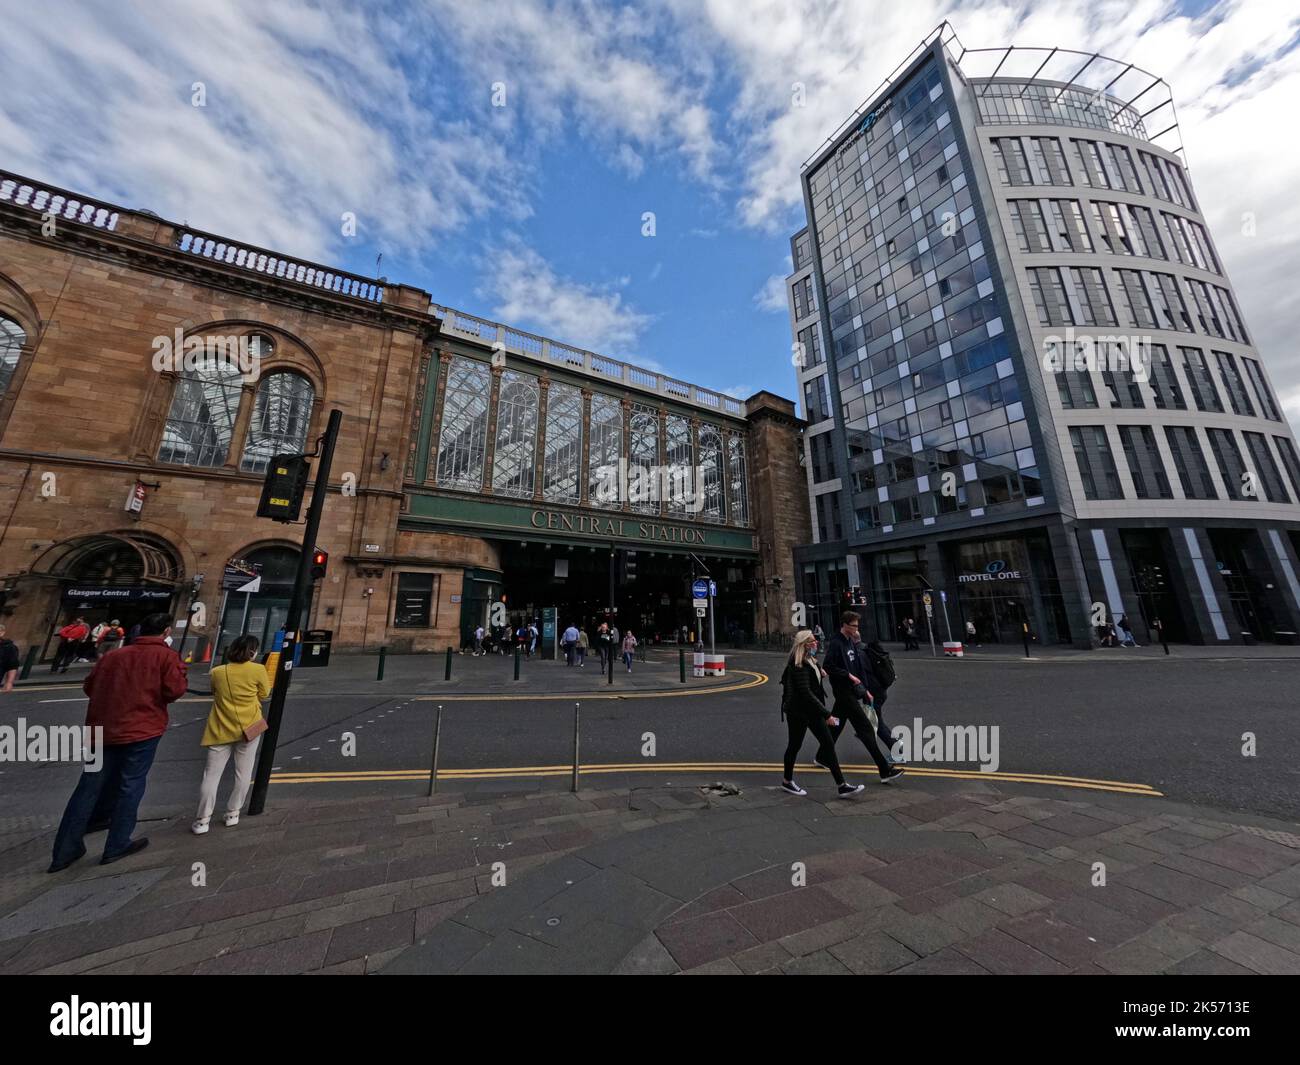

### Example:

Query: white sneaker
xmin=191 ymin=818 xmax=210 ymax=835
xmin=781 ymin=780 xmax=808 ymax=796
xmin=223 ymin=811 xmax=240 ymax=828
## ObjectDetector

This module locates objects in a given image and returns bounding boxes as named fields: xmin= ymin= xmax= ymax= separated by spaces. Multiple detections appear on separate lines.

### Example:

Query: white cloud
xmin=754 ymin=273 xmax=789 ymax=313
xmin=486 ymin=242 xmax=654 ymax=355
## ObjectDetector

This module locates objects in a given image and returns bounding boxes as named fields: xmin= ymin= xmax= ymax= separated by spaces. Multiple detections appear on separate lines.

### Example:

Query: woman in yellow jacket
xmin=192 ymin=634 xmax=270 ymax=834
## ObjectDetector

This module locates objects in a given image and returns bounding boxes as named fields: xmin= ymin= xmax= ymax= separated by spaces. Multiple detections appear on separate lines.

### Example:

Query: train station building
xmin=0 ymin=169 xmax=807 ymax=659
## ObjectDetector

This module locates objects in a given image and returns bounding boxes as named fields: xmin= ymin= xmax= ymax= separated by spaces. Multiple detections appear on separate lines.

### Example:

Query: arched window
xmin=665 ymin=414 xmax=693 ymax=516
xmin=629 ymin=406 xmax=659 ymax=513
xmin=241 ymin=372 xmax=315 ymax=473
xmin=588 ymin=394 xmax=623 ymax=508
xmin=492 ymin=370 xmax=539 ymax=498
xmin=435 ymin=357 xmax=491 ymax=489
xmin=158 ymin=355 xmax=244 ymax=467
xmin=0 ymin=315 xmax=24 ymax=395
xmin=699 ymin=425 xmax=725 ymax=522
xmin=543 ymin=383 xmax=583 ymax=503
xmin=727 ymin=433 xmax=750 ymax=525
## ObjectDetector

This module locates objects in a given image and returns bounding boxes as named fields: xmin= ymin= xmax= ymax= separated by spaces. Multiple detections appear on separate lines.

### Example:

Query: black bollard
xmin=444 ymin=646 xmax=452 ymax=681
xmin=513 ymin=646 xmax=521 ymax=681
xmin=679 ymin=647 xmax=686 ymax=683
xmin=18 ymin=645 xmax=38 ymax=680
xmin=377 ymin=645 xmax=387 ymax=681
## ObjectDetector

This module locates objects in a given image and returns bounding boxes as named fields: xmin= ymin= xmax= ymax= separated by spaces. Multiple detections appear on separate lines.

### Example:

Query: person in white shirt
xmin=474 ymin=625 xmax=485 ymax=656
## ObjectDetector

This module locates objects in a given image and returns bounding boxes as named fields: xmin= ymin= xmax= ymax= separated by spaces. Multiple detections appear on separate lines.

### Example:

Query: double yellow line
xmin=270 ymin=761 xmax=1161 ymax=796
xmin=410 ymin=669 xmax=768 ymax=701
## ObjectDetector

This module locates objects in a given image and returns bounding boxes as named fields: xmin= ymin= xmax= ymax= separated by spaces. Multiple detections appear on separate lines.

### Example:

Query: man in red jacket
xmin=49 ymin=613 xmax=188 ymax=872
xmin=50 ymin=616 xmax=89 ymax=674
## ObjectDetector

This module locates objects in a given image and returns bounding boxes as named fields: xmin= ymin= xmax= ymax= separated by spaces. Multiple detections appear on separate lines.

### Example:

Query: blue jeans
xmin=52 ymin=736 xmax=161 ymax=864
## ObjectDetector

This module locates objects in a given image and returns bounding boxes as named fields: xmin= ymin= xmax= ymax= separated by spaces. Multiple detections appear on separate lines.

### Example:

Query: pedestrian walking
xmin=474 ymin=624 xmax=485 ymax=656
xmin=577 ymin=627 xmax=589 ymax=666
xmin=778 ymin=629 xmax=864 ymax=798
xmin=621 ymin=630 xmax=638 ymax=672
xmin=192 ymin=634 xmax=269 ymax=835
xmin=528 ymin=622 xmax=538 ymax=655
xmin=596 ymin=622 xmax=610 ymax=670
xmin=902 ymin=617 xmax=918 ymax=651
xmin=964 ymin=619 xmax=978 ymax=646
xmin=562 ymin=622 xmax=579 ymax=666
xmin=1117 ymin=614 xmax=1138 ymax=647
xmin=818 ymin=611 xmax=904 ymax=783
xmin=0 ymin=625 xmax=20 ymax=692
xmin=813 ymin=622 xmax=826 ymax=645
xmin=864 ymin=639 xmax=900 ymax=759
xmin=49 ymin=613 xmax=188 ymax=872
xmin=51 ymin=617 xmax=88 ymax=673
xmin=96 ymin=618 xmax=125 ymax=655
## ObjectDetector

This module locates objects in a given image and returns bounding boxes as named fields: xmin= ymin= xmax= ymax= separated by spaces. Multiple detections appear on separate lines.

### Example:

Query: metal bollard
xmin=444 ymin=646 xmax=452 ymax=680
xmin=19 ymin=645 xmax=38 ymax=681
xmin=571 ymin=701 xmax=580 ymax=793
xmin=427 ymin=703 xmax=443 ymax=796
xmin=377 ymin=645 xmax=387 ymax=681
xmin=514 ymin=646 xmax=521 ymax=681
xmin=679 ymin=648 xmax=686 ymax=683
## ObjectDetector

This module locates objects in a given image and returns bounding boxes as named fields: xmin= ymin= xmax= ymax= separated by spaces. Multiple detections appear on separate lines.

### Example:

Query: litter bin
xmin=298 ymin=629 xmax=333 ymax=668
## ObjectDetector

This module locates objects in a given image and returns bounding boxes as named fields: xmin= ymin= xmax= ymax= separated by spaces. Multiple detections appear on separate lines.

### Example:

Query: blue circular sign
xmin=692 ymin=579 xmax=709 ymax=598
xmin=986 ymin=560 xmax=1007 ymax=574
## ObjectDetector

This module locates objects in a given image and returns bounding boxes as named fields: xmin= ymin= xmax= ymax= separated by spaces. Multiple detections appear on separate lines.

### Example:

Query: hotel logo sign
xmin=957 ymin=559 xmax=1023 ymax=584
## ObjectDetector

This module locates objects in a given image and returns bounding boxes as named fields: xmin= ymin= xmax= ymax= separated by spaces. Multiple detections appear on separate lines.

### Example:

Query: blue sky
xmin=2 ymin=0 xmax=1299 ymax=426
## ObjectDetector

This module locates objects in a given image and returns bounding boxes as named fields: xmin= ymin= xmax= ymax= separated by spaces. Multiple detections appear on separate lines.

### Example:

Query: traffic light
xmin=256 ymin=454 xmax=310 ymax=522
xmin=310 ymin=548 xmax=328 ymax=581
xmin=624 ymin=550 xmax=637 ymax=582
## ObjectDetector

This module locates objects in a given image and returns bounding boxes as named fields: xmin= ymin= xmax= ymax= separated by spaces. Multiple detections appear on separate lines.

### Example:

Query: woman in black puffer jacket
xmin=780 ymin=630 xmax=864 ymax=798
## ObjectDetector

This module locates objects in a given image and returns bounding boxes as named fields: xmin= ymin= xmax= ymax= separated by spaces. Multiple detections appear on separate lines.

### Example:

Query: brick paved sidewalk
xmin=2 ymin=776 xmax=1298 ymax=975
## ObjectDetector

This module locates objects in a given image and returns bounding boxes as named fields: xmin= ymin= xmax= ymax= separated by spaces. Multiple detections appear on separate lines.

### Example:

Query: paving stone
xmin=1204 ymin=893 xmax=1272 ymax=923
xmin=865 ymin=853 xmax=983 ymax=896
xmin=731 ymin=940 xmax=794 ymax=975
xmin=611 ymin=933 xmax=680 ymax=975
xmin=391 ymin=877 xmax=478 ymax=914
xmin=1094 ymin=940 xmax=1177 ymax=974
xmin=510 ymin=867 xmax=679 ymax=938
xmin=820 ymin=875 xmax=899 ymax=912
xmin=661 ymin=885 xmax=747 ymax=926
xmin=325 ymin=910 xmax=416 ymax=966
xmin=0 ymin=867 xmax=170 ymax=941
xmin=413 ymin=897 xmax=474 ymax=939
xmin=293 ymin=864 xmax=391 ymax=904
xmin=730 ymin=886 xmax=851 ymax=943
xmin=1208 ymin=931 xmax=1300 ymax=975
xmin=780 ymin=949 xmax=853 ymax=975
xmin=953 ymin=929 xmax=1069 ymax=975
xmin=975 ymin=883 xmax=1051 ymax=917
xmin=1084 ymin=883 xmax=1179 ymax=924
xmin=303 ymin=895 xmax=395 ymax=934
xmin=1165 ymin=949 xmax=1256 ymax=975
xmin=1165 ymin=906 xmax=1246 ymax=944
xmin=998 ymin=913 xmax=1105 ymax=968
xmin=828 ymin=931 xmax=919 ymax=973
xmin=681 ymin=957 xmax=744 ymax=975
xmin=1115 ymin=864 xmax=1224 ymax=909
xmin=893 ymin=946 xmax=990 ymax=974
xmin=381 ymin=918 xmax=490 ymax=974
xmin=1155 ymin=853 xmax=1255 ymax=889
xmin=933 ymin=897 xmax=1005 ymax=935
xmin=1186 ymin=839 xmax=1297 ymax=878
xmin=776 ymin=910 xmax=884 ymax=957
xmin=655 ymin=911 xmax=759 ymax=970
xmin=1046 ymin=895 xmax=1149 ymax=947
xmin=1242 ymin=914 xmax=1300 ymax=955
xmin=731 ymin=865 xmax=802 ymax=901
xmin=882 ymin=911 xmax=966 ymax=956
xmin=1036 ymin=813 xmax=1114 ymax=839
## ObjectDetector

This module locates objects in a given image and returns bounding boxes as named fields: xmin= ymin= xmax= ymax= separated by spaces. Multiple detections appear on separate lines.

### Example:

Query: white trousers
xmin=196 ymin=737 xmax=262 ymax=821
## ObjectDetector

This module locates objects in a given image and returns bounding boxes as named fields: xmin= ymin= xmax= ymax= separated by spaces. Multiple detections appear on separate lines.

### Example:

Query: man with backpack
xmin=818 ymin=610 xmax=904 ymax=783
xmin=865 ymin=639 xmax=900 ymax=757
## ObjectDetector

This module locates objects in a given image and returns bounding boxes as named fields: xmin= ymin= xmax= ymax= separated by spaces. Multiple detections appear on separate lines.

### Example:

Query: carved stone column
xmin=533 ymin=374 xmax=550 ymax=501
xmin=223 ymin=381 xmax=258 ymax=471
xmin=620 ymin=396 xmax=633 ymax=513
xmin=578 ymin=388 xmax=593 ymax=507
xmin=481 ymin=363 xmax=505 ymax=494
xmin=426 ymin=350 xmax=454 ymax=482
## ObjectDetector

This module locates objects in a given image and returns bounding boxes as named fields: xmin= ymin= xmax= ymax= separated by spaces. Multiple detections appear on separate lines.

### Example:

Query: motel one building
xmin=787 ymin=24 xmax=1300 ymax=648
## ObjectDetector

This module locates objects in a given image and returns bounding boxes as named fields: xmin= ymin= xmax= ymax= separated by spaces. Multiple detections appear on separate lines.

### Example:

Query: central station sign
xmin=529 ymin=509 xmax=711 ymax=545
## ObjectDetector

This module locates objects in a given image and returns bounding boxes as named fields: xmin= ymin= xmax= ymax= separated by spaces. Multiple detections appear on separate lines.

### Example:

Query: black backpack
xmin=867 ymin=644 xmax=896 ymax=688
xmin=779 ymin=662 xmax=792 ymax=719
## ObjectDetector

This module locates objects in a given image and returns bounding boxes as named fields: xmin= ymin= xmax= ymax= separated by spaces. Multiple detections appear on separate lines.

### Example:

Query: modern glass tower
xmin=788 ymin=23 xmax=1300 ymax=647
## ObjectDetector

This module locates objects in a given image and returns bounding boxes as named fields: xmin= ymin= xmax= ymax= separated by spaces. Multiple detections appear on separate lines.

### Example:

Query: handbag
xmin=242 ymin=716 xmax=268 ymax=743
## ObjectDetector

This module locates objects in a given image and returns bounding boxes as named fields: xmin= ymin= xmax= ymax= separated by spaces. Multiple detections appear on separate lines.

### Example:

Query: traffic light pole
xmin=248 ymin=408 xmax=342 ymax=816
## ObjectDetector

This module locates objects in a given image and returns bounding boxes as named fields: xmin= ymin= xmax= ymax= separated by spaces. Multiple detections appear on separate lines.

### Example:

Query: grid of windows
xmin=1119 ymin=424 xmax=1172 ymax=499
xmin=976 ymin=83 xmax=1149 ymax=140
xmin=1242 ymin=359 xmax=1282 ymax=421
xmin=1147 ymin=345 xmax=1186 ymax=410
xmin=491 ymin=370 xmax=539 ymax=498
xmin=1164 ymin=426 xmax=1217 ymax=499
xmin=158 ymin=357 xmax=244 ymax=468
xmin=1205 ymin=427 xmax=1250 ymax=502
xmin=434 ymin=357 xmax=491 ymax=490
xmin=1213 ymin=351 xmax=1255 ymax=418
xmin=1070 ymin=425 xmax=1124 ymax=500
xmin=1274 ymin=435 xmax=1300 ymax=502
xmin=240 ymin=372 xmax=314 ymax=474
xmin=542 ymin=382 xmax=583 ymax=503
xmin=1177 ymin=347 xmax=1224 ymax=413
xmin=1242 ymin=431 xmax=1290 ymax=503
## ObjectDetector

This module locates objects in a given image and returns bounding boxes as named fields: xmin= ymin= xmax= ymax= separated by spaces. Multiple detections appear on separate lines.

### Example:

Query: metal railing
xmin=433 ymin=304 xmax=748 ymax=418
xmin=0 ymin=173 xmax=120 ymax=230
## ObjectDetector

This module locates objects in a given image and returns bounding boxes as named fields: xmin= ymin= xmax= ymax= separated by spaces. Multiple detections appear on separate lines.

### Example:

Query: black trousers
xmin=50 ymin=639 xmax=79 ymax=673
xmin=818 ymin=693 xmax=893 ymax=776
xmin=783 ymin=711 xmax=845 ymax=785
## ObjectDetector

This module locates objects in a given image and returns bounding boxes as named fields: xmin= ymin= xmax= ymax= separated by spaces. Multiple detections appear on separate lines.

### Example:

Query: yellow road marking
xmin=268 ymin=761 xmax=1162 ymax=796
xmin=411 ymin=670 xmax=768 ymax=701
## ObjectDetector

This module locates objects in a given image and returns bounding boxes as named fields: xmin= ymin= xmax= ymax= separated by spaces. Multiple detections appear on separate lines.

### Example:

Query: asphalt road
xmin=3 ymin=651 xmax=1299 ymax=830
